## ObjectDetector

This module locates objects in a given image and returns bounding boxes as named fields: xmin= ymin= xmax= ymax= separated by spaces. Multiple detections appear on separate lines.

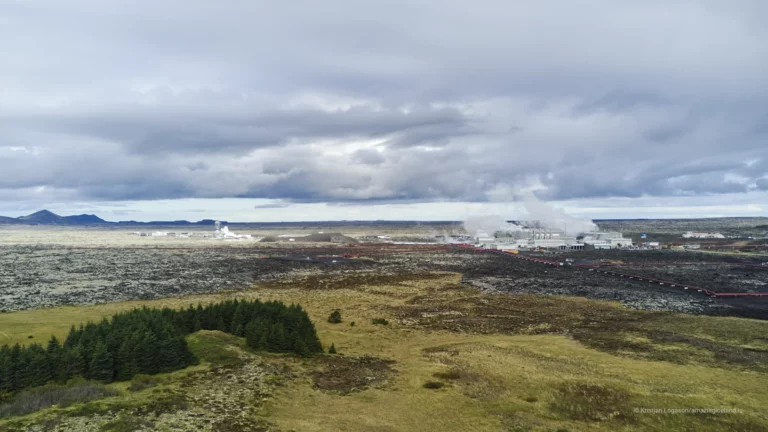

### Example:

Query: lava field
xmin=1 ymin=244 xmax=767 ymax=319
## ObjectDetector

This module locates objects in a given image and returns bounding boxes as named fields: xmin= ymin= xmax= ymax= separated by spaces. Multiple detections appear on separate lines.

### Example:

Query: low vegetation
xmin=0 ymin=381 xmax=117 ymax=418
xmin=2 ymin=269 xmax=768 ymax=431
xmin=311 ymin=355 xmax=396 ymax=395
xmin=128 ymin=374 xmax=160 ymax=392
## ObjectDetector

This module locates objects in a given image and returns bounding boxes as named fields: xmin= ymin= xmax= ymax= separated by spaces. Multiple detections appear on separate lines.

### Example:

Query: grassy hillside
xmin=1 ymin=274 xmax=768 ymax=431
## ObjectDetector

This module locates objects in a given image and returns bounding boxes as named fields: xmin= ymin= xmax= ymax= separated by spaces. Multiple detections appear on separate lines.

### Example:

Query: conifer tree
xmin=63 ymin=345 xmax=86 ymax=380
xmin=137 ymin=332 xmax=159 ymax=375
xmin=63 ymin=325 xmax=80 ymax=349
xmin=0 ymin=347 xmax=15 ymax=393
xmin=13 ymin=348 xmax=31 ymax=390
xmin=45 ymin=336 xmax=63 ymax=382
xmin=216 ymin=316 xmax=227 ymax=332
xmin=116 ymin=340 xmax=139 ymax=381
xmin=328 ymin=344 xmax=337 ymax=354
xmin=231 ymin=303 xmax=247 ymax=336
xmin=27 ymin=345 xmax=51 ymax=387
xmin=88 ymin=342 xmax=114 ymax=382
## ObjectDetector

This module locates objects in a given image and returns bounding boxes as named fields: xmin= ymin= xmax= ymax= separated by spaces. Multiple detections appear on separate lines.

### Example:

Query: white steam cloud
xmin=462 ymin=214 xmax=507 ymax=236
xmin=462 ymin=188 xmax=597 ymax=237
xmin=519 ymin=192 xmax=597 ymax=236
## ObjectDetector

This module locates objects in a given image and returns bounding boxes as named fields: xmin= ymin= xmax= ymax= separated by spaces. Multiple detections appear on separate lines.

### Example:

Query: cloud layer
xmin=1 ymin=0 xmax=767 ymax=208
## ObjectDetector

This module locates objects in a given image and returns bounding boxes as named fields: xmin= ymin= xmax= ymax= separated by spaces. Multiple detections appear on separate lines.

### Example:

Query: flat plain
xmin=1 ymin=221 xmax=768 ymax=431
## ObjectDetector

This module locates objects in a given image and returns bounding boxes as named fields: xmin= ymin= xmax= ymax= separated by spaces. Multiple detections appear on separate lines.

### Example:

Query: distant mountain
xmin=0 ymin=211 xmax=460 ymax=227
xmin=0 ymin=216 xmax=22 ymax=225
xmin=16 ymin=209 xmax=64 ymax=224
xmin=0 ymin=210 xmax=226 ymax=226
xmin=64 ymin=214 xmax=107 ymax=224
xmin=0 ymin=210 xmax=108 ymax=226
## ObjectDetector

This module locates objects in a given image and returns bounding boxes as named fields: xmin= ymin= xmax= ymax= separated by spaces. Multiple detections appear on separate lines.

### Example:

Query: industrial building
xmin=580 ymin=231 xmax=634 ymax=249
xmin=682 ymin=232 xmax=725 ymax=239
xmin=473 ymin=221 xmax=632 ymax=250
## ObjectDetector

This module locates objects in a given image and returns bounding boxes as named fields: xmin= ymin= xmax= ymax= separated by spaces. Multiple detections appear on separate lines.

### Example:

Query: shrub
xmin=371 ymin=318 xmax=390 ymax=326
xmin=328 ymin=310 xmax=342 ymax=324
xmin=432 ymin=369 xmax=462 ymax=380
xmin=550 ymin=382 xmax=633 ymax=422
xmin=423 ymin=381 xmax=445 ymax=389
xmin=0 ymin=382 xmax=118 ymax=418
xmin=129 ymin=374 xmax=159 ymax=392
xmin=99 ymin=416 xmax=155 ymax=432
xmin=328 ymin=344 xmax=337 ymax=354
xmin=350 ymin=321 xmax=355 ymax=327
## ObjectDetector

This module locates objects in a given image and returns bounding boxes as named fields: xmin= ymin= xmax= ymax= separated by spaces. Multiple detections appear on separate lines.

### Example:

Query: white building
xmin=475 ymin=224 xmax=583 ymax=250
xmin=682 ymin=232 xmax=725 ymax=239
xmin=581 ymin=231 xmax=633 ymax=249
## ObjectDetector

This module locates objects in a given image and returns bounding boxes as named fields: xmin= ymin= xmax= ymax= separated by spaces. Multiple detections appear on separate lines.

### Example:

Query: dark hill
xmin=0 ymin=216 xmax=21 ymax=224
xmin=4 ymin=210 xmax=107 ymax=225
xmin=63 ymin=214 xmax=107 ymax=224
xmin=16 ymin=210 xmax=65 ymax=224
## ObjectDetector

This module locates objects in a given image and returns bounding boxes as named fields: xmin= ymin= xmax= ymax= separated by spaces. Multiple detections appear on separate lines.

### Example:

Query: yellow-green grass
xmin=267 ymin=310 xmax=768 ymax=431
xmin=2 ymin=274 xmax=768 ymax=431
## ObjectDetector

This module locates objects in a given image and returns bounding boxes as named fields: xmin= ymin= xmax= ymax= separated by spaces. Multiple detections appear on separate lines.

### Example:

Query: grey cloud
xmin=351 ymin=149 xmax=386 ymax=165
xmin=7 ymin=103 xmax=469 ymax=155
xmin=253 ymin=203 xmax=293 ymax=209
xmin=1 ymin=0 xmax=767 ymax=205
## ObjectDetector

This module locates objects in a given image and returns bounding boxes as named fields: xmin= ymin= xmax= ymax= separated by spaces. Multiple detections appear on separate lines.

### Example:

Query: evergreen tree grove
xmin=0 ymin=299 xmax=321 ymax=394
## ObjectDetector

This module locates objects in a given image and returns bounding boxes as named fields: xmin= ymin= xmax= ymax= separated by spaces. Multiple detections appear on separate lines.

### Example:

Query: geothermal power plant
xmin=470 ymin=221 xmax=633 ymax=251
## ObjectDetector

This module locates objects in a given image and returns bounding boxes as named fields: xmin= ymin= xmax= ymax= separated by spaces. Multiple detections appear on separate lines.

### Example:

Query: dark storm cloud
xmin=1 ymin=0 xmax=767 ymax=204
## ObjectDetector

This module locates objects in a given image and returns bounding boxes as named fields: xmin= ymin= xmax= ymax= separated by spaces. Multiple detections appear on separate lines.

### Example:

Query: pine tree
xmin=46 ymin=336 xmax=63 ymax=382
xmin=0 ymin=347 xmax=14 ymax=393
xmin=64 ymin=345 xmax=86 ymax=380
xmin=88 ymin=342 xmax=114 ymax=382
xmin=116 ymin=340 xmax=139 ymax=381
xmin=230 ymin=303 xmax=247 ymax=335
xmin=328 ymin=344 xmax=337 ymax=354
xmin=216 ymin=316 xmax=227 ymax=332
xmin=27 ymin=345 xmax=51 ymax=387
xmin=136 ymin=332 xmax=159 ymax=375
xmin=13 ymin=348 xmax=32 ymax=390
xmin=157 ymin=337 xmax=186 ymax=373
xmin=244 ymin=320 xmax=260 ymax=350
xmin=63 ymin=325 xmax=80 ymax=349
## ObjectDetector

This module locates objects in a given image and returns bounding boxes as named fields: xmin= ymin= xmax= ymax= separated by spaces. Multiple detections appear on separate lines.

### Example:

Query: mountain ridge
xmin=0 ymin=210 xmax=232 ymax=226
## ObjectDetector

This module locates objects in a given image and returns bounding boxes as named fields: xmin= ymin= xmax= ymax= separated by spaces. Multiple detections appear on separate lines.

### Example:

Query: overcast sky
xmin=1 ymin=0 xmax=767 ymax=221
